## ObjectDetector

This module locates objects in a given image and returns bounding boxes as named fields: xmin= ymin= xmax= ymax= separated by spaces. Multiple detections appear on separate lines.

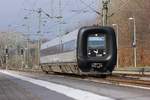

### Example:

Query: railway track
xmin=108 ymin=76 xmax=150 ymax=87
xmin=85 ymin=74 xmax=150 ymax=88
xmin=52 ymin=72 xmax=150 ymax=88
xmin=8 ymin=70 xmax=150 ymax=88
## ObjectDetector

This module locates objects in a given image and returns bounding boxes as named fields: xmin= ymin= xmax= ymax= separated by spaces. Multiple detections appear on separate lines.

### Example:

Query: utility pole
xmin=129 ymin=17 xmax=137 ymax=67
xmin=112 ymin=24 xmax=119 ymax=68
xmin=24 ymin=16 xmax=30 ymax=68
xmin=56 ymin=0 xmax=63 ymax=54
xmin=27 ymin=38 xmax=29 ymax=68
xmin=24 ymin=8 xmax=63 ymax=68
xmin=37 ymin=8 xmax=42 ymax=67
xmin=59 ymin=0 xmax=62 ymax=42
xmin=59 ymin=0 xmax=62 ymax=35
xmin=5 ymin=25 xmax=11 ymax=70
xmin=102 ymin=0 xmax=110 ymax=26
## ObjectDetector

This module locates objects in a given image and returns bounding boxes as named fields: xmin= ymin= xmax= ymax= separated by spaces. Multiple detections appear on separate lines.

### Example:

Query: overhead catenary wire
xmin=78 ymin=0 xmax=131 ymax=22
xmin=109 ymin=0 xmax=130 ymax=16
xmin=79 ymin=0 xmax=101 ymax=15
xmin=11 ymin=0 xmax=40 ymax=33
xmin=46 ymin=4 xmax=96 ymax=34
xmin=14 ymin=0 xmax=98 ymax=36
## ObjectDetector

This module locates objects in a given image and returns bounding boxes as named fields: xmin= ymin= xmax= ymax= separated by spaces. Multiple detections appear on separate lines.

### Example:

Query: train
xmin=40 ymin=26 xmax=117 ymax=76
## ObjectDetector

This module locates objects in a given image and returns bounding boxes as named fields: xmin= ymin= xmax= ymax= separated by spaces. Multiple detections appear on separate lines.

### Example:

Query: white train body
xmin=40 ymin=26 xmax=117 ymax=75
xmin=40 ymin=29 xmax=78 ymax=64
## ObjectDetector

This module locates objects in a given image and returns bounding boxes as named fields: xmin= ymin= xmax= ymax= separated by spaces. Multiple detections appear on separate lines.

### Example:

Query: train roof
xmin=41 ymin=29 xmax=79 ymax=50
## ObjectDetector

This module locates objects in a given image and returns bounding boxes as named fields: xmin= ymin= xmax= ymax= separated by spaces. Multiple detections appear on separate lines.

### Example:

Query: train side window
xmin=40 ymin=45 xmax=59 ymax=56
xmin=62 ymin=40 xmax=76 ymax=52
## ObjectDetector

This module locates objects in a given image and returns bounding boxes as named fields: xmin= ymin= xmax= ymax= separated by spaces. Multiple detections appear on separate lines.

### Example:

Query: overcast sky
xmin=0 ymin=0 xmax=101 ymax=40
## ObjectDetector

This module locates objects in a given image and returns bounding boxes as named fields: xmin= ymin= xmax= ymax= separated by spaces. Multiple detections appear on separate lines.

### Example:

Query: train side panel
xmin=40 ymin=37 xmax=60 ymax=64
xmin=40 ymin=29 xmax=78 ymax=64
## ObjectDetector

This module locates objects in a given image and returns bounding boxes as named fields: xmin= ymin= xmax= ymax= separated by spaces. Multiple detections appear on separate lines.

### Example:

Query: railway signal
xmin=5 ymin=48 xmax=9 ymax=70
xmin=5 ymin=48 xmax=9 ymax=55
xmin=21 ymin=48 xmax=24 ymax=55
xmin=20 ymin=48 xmax=24 ymax=69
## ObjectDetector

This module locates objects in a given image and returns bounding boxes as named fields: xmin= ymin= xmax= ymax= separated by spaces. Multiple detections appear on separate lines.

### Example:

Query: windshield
xmin=88 ymin=35 xmax=105 ymax=49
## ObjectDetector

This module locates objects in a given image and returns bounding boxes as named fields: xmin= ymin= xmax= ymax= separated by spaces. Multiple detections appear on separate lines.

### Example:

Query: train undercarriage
xmin=41 ymin=63 xmax=113 ymax=77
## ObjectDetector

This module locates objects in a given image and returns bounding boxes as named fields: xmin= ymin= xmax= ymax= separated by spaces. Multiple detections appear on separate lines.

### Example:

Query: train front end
xmin=77 ymin=26 xmax=117 ymax=74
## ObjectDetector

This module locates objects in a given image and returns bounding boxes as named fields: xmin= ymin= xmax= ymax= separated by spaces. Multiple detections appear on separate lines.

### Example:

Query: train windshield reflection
xmin=88 ymin=35 xmax=105 ymax=49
